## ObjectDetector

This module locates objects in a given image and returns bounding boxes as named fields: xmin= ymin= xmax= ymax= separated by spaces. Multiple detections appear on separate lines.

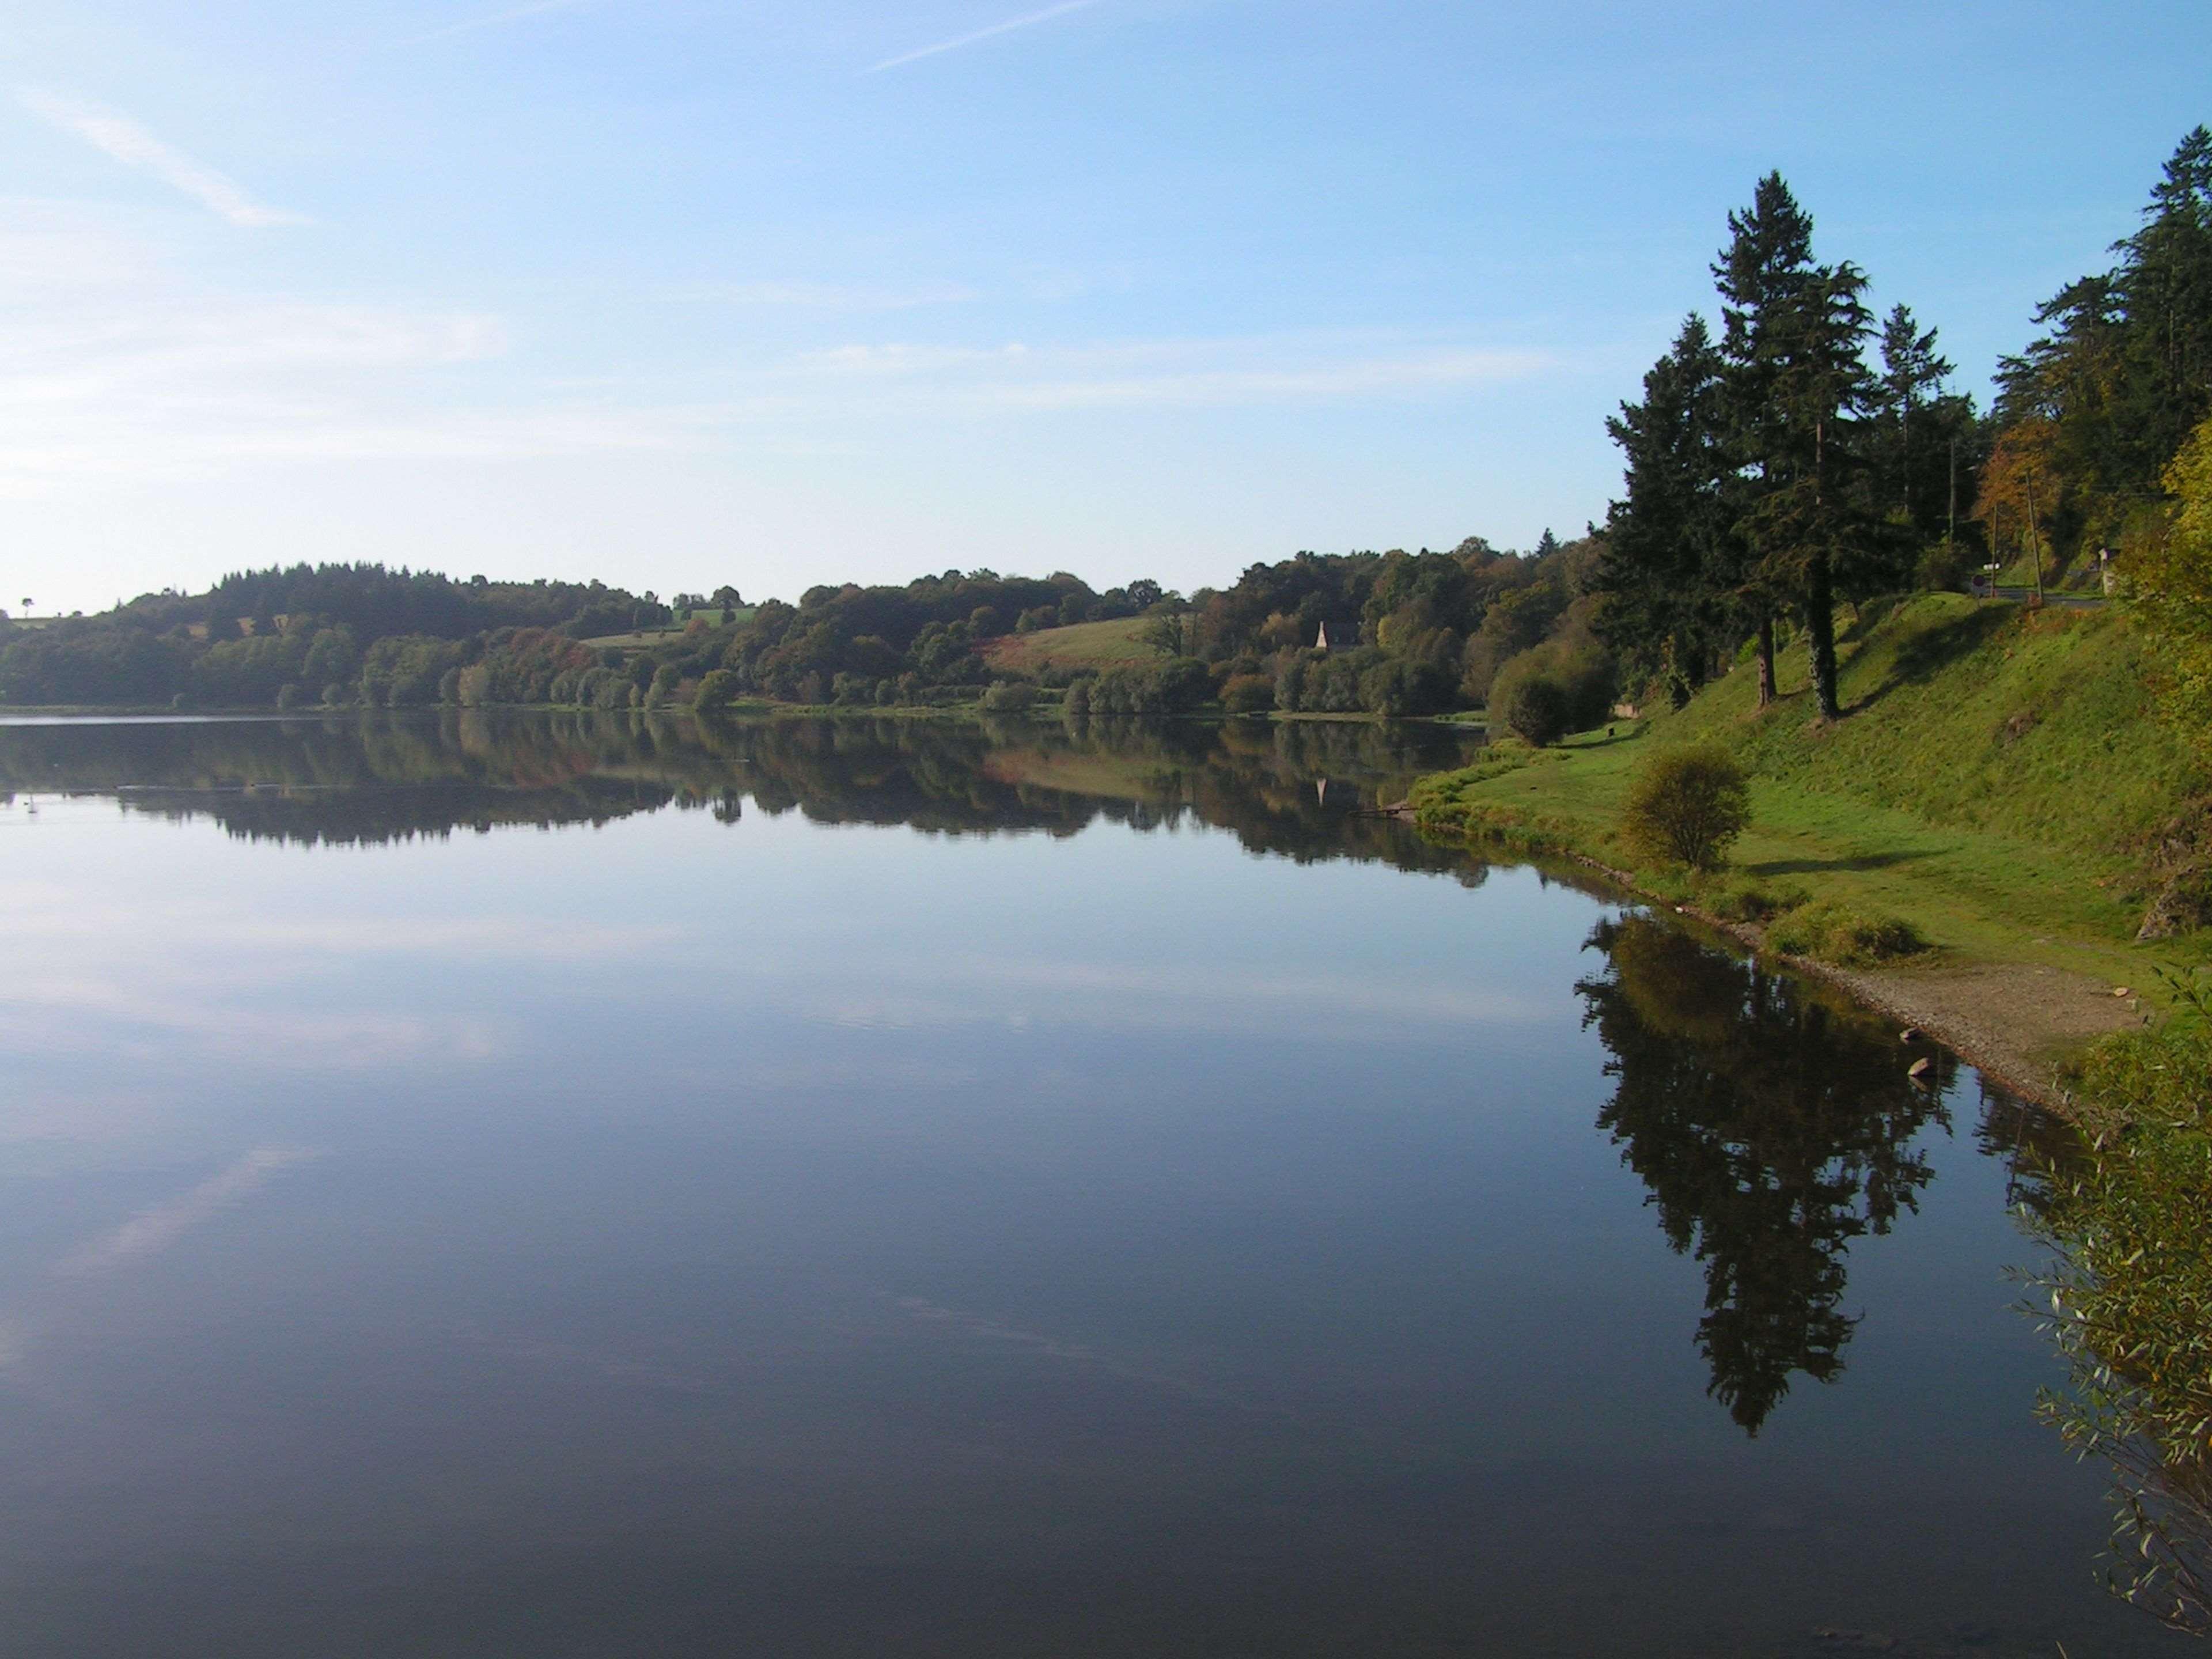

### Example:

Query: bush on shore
xmin=1497 ymin=675 xmax=1571 ymax=746
xmin=1620 ymin=743 xmax=1750 ymax=870
xmin=979 ymin=680 xmax=1039 ymax=713
xmin=693 ymin=668 xmax=743 ymax=712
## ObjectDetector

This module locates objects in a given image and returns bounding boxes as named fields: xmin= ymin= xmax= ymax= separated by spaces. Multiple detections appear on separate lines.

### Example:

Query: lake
xmin=0 ymin=711 xmax=2181 ymax=1657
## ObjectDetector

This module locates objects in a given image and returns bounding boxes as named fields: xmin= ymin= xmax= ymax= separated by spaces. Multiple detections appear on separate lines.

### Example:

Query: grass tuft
xmin=1766 ymin=900 xmax=1929 ymax=967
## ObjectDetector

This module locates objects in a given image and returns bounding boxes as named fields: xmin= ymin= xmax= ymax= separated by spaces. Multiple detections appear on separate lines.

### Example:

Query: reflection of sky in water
xmin=0 ymin=776 xmax=2184 ymax=1657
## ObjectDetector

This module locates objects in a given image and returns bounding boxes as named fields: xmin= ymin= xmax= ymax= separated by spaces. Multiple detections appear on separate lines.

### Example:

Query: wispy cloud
xmin=400 ymin=0 xmax=594 ymax=47
xmin=0 ymin=207 xmax=1558 ymax=495
xmin=18 ymin=90 xmax=308 ymax=228
xmin=864 ymin=0 xmax=1100 ymax=74
xmin=55 ymin=1148 xmax=319 ymax=1276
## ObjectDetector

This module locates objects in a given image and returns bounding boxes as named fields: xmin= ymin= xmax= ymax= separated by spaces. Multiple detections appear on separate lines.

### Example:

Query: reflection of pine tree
xmin=1577 ymin=915 xmax=1948 ymax=1433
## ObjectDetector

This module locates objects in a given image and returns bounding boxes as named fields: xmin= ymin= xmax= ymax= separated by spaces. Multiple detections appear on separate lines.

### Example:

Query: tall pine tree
xmin=1594 ymin=313 xmax=1733 ymax=704
xmin=1713 ymin=173 xmax=1819 ymax=707
xmin=1996 ymin=127 xmax=2212 ymax=556
xmin=1715 ymin=173 xmax=1884 ymax=721
xmin=1873 ymin=304 xmax=1955 ymax=525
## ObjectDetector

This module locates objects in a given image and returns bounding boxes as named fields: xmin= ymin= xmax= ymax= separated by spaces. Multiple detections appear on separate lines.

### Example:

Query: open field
xmin=582 ymin=609 xmax=753 ymax=652
xmin=981 ymin=617 xmax=1159 ymax=675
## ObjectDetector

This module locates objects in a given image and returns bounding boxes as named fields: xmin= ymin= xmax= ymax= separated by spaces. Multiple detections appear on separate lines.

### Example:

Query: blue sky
xmin=7 ymin=0 xmax=2205 ymax=611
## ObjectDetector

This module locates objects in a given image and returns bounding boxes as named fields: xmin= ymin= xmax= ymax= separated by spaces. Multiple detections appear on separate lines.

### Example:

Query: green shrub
xmin=979 ymin=680 xmax=1039 ymax=713
xmin=1766 ymin=900 xmax=1928 ymax=965
xmin=1498 ymin=674 xmax=1571 ymax=746
xmin=1620 ymin=743 xmax=1751 ymax=870
xmin=1488 ymin=632 xmax=1616 ymax=732
xmin=1220 ymin=672 xmax=1274 ymax=714
xmin=693 ymin=668 xmax=743 ymax=712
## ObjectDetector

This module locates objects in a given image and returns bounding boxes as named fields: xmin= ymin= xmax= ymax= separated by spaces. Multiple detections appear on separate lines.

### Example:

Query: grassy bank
xmin=980 ymin=617 xmax=1157 ymax=675
xmin=1408 ymin=594 xmax=2212 ymax=1075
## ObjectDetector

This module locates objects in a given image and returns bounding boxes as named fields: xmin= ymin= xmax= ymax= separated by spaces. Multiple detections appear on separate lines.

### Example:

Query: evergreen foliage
xmin=1996 ymin=126 xmax=2212 ymax=565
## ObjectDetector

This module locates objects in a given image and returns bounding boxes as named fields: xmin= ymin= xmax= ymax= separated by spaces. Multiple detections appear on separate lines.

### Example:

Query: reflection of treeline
xmin=0 ymin=712 xmax=1490 ymax=874
xmin=0 ymin=714 xmax=687 ymax=846
xmin=1577 ymin=913 xmax=1949 ymax=1433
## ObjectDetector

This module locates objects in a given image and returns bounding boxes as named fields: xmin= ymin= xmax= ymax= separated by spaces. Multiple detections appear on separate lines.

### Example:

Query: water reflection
xmin=0 ymin=710 xmax=2191 ymax=1655
xmin=1577 ymin=913 xmax=1951 ymax=1433
xmin=0 ymin=708 xmax=1491 ymax=874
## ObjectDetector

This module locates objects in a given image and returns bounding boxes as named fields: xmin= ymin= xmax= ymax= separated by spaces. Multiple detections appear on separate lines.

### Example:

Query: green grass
xmin=982 ymin=617 xmax=1160 ymax=675
xmin=1409 ymin=593 xmax=2212 ymax=991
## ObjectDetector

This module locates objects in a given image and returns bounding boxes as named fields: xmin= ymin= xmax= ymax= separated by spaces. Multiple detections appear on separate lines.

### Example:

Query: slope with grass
xmin=980 ymin=617 xmax=1159 ymax=676
xmin=583 ymin=609 xmax=755 ymax=654
xmin=1408 ymin=593 xmax=2212 ymax=1088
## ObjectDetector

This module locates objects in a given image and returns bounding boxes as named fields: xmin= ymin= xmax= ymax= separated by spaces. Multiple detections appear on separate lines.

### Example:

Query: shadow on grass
xmin=1748 ymin=849 xmax=1928 ymax=876
xmin=1849 ymin=605 xmax=2012 ymax=716
xmin=1569 ymin=730 xmax=1645 ymax=750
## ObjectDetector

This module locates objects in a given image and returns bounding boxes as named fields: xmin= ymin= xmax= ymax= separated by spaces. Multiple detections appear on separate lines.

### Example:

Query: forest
xmin=3 ymin=126 xmax=2205 ymax=730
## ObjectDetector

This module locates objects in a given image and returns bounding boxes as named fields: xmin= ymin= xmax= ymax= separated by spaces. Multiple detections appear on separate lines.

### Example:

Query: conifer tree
xmin=1995 ymin=127 xmax=2212 ymax=554
xmin=1594 ymin=313 xmax=1732 ymax=703
xmin=1874 ymin=304 xmax=1955 ymax=523
xmin=2115 ymin=127 xmax=2212 ymax=483
xmin=1714 ymin=173 xmax=1884 ymax=721
xmin=1712 ymin=172 xmax=1819 ymax=707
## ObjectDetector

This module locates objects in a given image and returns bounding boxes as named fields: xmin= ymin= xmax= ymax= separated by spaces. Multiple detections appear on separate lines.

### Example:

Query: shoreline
xmin=1388 ymin=805 xmax=2146 ymax=1113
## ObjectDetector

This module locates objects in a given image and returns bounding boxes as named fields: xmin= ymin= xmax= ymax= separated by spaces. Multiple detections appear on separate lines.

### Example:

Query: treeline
xmin=1163 ymin=534 xmax=1611 ymax=722
xmin=0 ymin=543 xmax=1617 ymax=723
xmin=1592 ymin=125 xmax=2211 ymax=726
xmin=1991 ymin=127 xmax=2212 ymax=569
xmin=695 ymin=569 xmax=1167 ymax=706
xmin=670 ymin=536 xmax=1615 ymax=722
xmin=0 ymin=562 xmax=681 ymax=709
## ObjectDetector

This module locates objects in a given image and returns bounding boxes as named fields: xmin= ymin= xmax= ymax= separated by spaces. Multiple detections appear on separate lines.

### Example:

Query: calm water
xmin=0 ymin=711 xmax=2179 ymax=1657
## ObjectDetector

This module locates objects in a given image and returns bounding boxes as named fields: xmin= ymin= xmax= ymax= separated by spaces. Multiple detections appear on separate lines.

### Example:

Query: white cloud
xmin=19 ymin=90 xmax=309 ymax=228
xmin=865 ymin=0 xmax=1101 ymax=74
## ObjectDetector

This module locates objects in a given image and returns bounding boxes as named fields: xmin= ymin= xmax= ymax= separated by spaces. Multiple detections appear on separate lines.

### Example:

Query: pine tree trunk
xmin=1806 ymin=554 xmax=1840 ymax=721
xmin=1755 ymin=613 xmax=1776 ymax=708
